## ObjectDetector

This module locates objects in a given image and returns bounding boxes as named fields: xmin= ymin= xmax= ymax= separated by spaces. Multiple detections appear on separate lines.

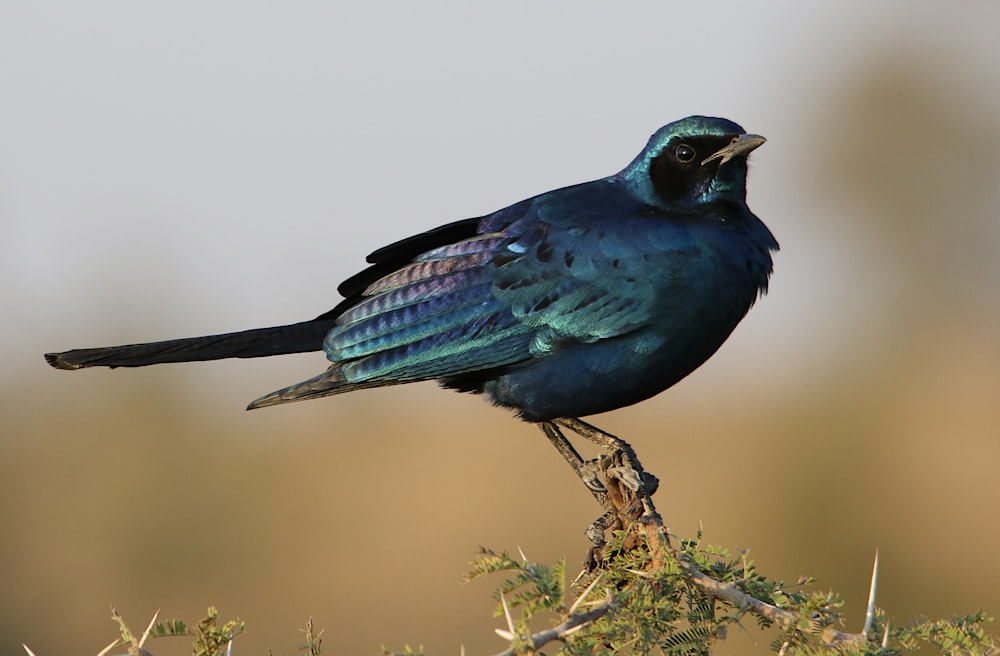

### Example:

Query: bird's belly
xmin=482 ymin=311 xmax=743 ymax=422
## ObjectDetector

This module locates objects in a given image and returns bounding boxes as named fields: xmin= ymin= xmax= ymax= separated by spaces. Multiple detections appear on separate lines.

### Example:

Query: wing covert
xmin=492 ymin=210 xmax=667 ymax=348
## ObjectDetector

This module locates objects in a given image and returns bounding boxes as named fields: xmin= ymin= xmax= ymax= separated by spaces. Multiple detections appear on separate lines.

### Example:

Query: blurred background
xmin=2 ymin=2 xmax=999 ymax=654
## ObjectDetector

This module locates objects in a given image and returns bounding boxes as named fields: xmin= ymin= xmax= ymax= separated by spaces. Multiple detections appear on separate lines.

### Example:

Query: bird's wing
xmin=314 ymin=216 xmax=483 ymax=322
xmin=324 ymin=230 xmax=536 ymax=384
xmin=490 ymin=191 xmax=673 ymax=354
xmin=332 ymin=188 xmax=672 ymax=380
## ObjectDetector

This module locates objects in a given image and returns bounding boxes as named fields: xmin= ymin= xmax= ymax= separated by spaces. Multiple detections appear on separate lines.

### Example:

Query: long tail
xmin=44 ymin=319 xmax=339 ymax=370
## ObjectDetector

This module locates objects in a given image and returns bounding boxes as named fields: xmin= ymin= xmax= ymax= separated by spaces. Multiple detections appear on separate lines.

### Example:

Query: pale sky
xmin=3 ymin=1 xmax=998 ymax=400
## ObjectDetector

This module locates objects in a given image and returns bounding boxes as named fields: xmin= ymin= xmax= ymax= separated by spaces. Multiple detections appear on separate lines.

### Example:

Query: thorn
xmin=501 ymin=591 xmax=515 ymax=631
xmin=499 ymin=591 xmax=517 ymax=641
xmin=777 ymin=640 xmax=790 ymax=656
xmin=568 ymin=573 xmax=603 ymax=615
xmin=22 ymin=645 xmax=37 ymax=656
xmin=863 ymin=548 xmax=879 ymax=638
xmin=138 ymin=608 xmax=160 ymax=649
xmin=226 ymin=636 xmax=235 ymax=656
xmin=95 ymin=637 xmax=123 ymax=656
xmin=882 ymin=619 xmax=891 ymax=648
xmin=516 ymin=545 xmax=539 ymax=577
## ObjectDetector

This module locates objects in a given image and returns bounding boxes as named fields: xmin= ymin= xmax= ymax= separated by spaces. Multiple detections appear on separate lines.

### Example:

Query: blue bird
xmin=46 ymin=116 xmax=777 ymax=489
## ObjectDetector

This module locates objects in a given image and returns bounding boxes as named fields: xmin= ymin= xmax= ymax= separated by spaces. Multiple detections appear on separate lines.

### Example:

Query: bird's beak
xmin=701 ymin=133 xmax=766 ymax=166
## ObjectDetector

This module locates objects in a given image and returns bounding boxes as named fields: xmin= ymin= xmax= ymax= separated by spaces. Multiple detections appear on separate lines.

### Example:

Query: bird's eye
xmin=674 ymin=144 xmax=696 ymax=163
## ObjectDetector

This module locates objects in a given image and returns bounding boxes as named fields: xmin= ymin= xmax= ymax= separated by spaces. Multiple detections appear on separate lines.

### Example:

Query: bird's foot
xmin=584 ymin=511 xmax=614 ymax=569
xmin=537 ymin=418 xmax=671 ymax=569
xmin=580 ymin=458 xmax=609 ymax=494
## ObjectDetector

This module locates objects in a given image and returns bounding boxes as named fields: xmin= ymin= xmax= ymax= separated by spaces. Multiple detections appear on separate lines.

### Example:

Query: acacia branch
xmin=677 ymin=556 xmax=866 ymax=647
xmin=491 ymin=601 xmax=613 ymax=656
xmin=591 ymin=432 xmax=874 ymax=649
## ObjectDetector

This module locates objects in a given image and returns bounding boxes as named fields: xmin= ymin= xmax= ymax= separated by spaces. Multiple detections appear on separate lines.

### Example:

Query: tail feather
xmin=246 ymin=365 xmax=399 ymax=409
xmin=44 ymin=320 xmax=339 ymax=370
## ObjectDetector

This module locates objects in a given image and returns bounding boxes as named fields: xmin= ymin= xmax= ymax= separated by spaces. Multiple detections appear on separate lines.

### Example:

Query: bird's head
xmin=619 ymin=116 xmax=765 ymax=211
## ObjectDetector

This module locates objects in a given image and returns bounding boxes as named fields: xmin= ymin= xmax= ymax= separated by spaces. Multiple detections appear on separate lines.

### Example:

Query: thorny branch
xmin=492 ymin=601 xmax=614 ymax=656
xmin=496 ymin=422 xmax=877 ymax=654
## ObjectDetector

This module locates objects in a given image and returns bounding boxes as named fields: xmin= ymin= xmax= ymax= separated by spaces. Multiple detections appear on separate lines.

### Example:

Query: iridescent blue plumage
xmin=45 ymin=116 xmax=778 ymax=426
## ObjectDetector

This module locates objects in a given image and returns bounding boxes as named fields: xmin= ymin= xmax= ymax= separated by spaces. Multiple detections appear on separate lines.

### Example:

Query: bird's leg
xmin=553 ymin=418 xmax=662 ymax=527
xmin=552 ymin=417 xmax=630 ymax=450
xmin=539 ymin=418 xmax=670 ymax=565
xmin=538 ymin=421 xmax=609 ymax=497
xmin=538 ymin=421 xmax=615 ymax=551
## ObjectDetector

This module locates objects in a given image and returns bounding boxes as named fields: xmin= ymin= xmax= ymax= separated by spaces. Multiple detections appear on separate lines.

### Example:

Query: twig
xmin=491 ymin=601 xmax=613 ymax=656
xmin=677 ymin=557 xmax=866 ymax=646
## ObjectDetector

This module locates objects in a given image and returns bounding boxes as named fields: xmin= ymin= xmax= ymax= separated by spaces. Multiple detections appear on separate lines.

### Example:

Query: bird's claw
xmin=580 ymin=459 xmax=608 ymax=493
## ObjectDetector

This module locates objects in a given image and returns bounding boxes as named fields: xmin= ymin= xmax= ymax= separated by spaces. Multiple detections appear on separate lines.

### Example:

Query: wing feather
xmin=323 ymin=233 xmax=533 ymax=385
